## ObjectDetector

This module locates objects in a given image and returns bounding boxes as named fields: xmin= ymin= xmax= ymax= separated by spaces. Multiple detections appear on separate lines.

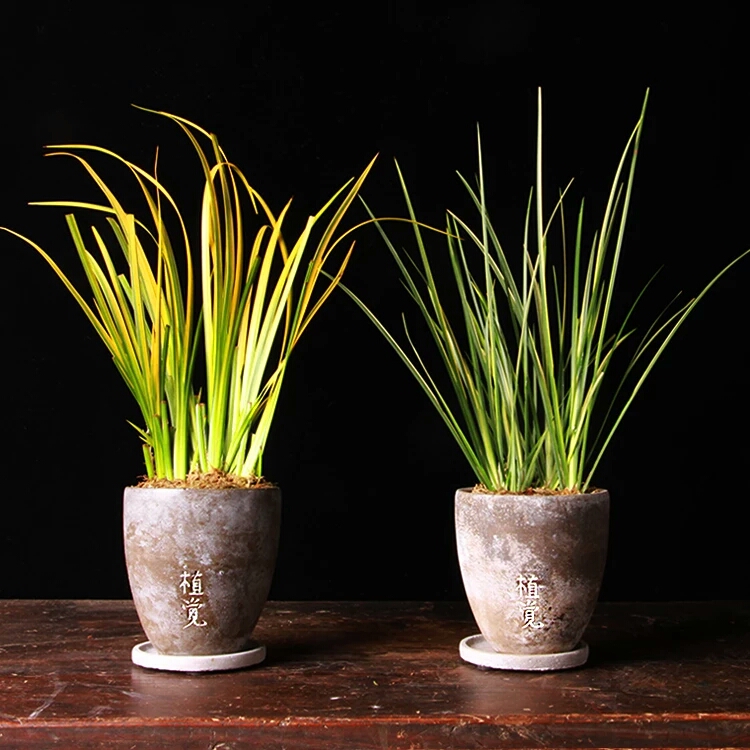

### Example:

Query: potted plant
xmin=2 ymin=109 xmax=375 ymax=671
xmin=340 ymin=90 xmax=748 ymax=670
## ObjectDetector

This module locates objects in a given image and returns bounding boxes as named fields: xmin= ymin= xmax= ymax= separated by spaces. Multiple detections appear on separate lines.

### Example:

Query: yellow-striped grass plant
xmin=2 ymin=109 xmax=375 ymax=483
xmin=342 ymin=90 xmax=748 ymax=493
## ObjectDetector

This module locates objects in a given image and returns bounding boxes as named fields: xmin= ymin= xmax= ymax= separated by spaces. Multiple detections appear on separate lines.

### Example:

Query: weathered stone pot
xmin=123 ymin=486 xmax=281 ymax=670
xmin=455 ymin=488 xmax=609 ymax=670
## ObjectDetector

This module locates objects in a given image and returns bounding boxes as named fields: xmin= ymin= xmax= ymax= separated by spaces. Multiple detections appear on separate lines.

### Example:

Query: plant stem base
xmin=131 ymin=641 xmax=266 ymax=672
xmin=459 ymin=634 xmax=589 ymax=671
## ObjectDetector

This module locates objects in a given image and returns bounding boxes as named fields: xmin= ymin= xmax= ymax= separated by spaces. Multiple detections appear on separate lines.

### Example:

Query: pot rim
xmin=456 ymin=486 xmax=608 ymax=501
xmin=124 ymin=485 xmax=280 ymax=492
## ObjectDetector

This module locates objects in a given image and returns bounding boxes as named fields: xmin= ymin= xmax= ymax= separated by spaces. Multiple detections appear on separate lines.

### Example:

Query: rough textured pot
xmin=455 ymin=488 xmax=609 ymax=656
xmin=123 ymin=486 xmax=281 ymax=657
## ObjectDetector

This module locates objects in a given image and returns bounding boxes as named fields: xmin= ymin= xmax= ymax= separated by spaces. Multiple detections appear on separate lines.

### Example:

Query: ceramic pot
xmin=123 ymin=486 xmax=281 ymax=658
xmin=455 ymin=488 xmax=609 ymax=662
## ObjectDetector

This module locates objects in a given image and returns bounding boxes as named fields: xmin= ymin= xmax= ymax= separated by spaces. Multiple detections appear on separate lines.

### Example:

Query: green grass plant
xmin=341 ymin=90 xmax=748 ymax=493
xmin=3 ymin=109 xmax=375 ymax=482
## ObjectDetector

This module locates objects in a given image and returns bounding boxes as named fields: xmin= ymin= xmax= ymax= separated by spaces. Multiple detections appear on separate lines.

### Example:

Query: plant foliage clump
xmin=342 ymin=90 xmax=748 ymax=493
xmin=3 ymin=109 xmax=375 ymax=483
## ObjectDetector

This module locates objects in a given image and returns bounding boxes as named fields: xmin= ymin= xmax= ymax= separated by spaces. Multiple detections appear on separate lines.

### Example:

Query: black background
xmin=1 ymin=2 xmax=747 ymax=602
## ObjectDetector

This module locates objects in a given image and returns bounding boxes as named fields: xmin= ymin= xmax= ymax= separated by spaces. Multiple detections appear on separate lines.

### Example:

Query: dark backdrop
xmin=1 ymin=2 xmax=747 ymax=601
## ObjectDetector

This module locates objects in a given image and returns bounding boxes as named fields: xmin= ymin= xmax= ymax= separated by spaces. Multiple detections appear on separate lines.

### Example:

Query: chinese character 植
xmin=516 ymin=574 xmax=540 ymax=598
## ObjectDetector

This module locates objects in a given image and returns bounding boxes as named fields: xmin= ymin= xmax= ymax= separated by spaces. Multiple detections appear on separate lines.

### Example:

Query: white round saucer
xmin=131 ymin=641 xmax=266 ymax=672
xmin=459 ymin=634 xmax=589 ymax=671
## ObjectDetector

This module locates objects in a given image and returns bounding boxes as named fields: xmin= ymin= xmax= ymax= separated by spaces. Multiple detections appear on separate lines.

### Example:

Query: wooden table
xmin=0 ymin=600 xmax=748 ymax=748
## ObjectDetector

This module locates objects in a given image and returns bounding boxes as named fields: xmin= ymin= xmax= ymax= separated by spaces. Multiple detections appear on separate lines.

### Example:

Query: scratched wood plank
xmin=0 ymin=600 xmax=748 ymax=748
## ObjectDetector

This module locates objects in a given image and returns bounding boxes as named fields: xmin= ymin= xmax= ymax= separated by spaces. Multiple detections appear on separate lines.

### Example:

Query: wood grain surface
xmin=1 ymin=600 xmax=748 ymax=748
